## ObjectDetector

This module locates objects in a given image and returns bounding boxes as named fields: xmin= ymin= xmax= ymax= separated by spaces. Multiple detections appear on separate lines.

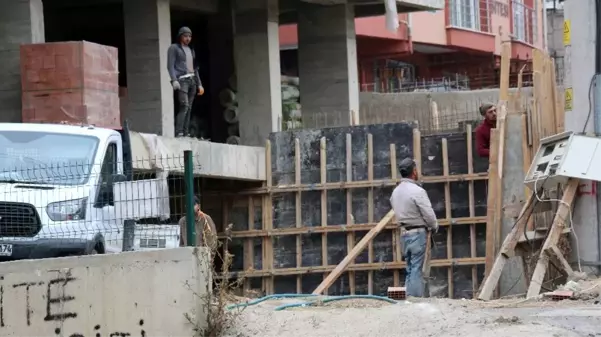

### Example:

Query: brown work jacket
xmin=179 ymin=213 xmax=218 ymax=250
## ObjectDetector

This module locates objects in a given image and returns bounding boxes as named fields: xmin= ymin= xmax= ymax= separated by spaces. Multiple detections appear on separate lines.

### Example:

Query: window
xmin=0 ymin=131 xmax=98 ymax=185
xmin=96 ymin=143 xmax=118 ymax=207
xmin=100 ymin=143 xmax=117 ymax=182
xmin=513 ymin=0 xmax=526 ymax=41
xmin=450 ymin=0 xmax=480 ymax=30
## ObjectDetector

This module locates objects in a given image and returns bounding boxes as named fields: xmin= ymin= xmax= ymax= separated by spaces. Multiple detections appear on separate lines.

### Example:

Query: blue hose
xmin=226 ymin=293 xmax=318 ymax=310
xmin=273 ymin=294 xmax=398 ymax=311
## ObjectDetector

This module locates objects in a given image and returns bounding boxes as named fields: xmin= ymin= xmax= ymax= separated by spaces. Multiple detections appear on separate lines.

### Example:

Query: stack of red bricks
xmin=20 ymin=41 xmax=121 ymax=129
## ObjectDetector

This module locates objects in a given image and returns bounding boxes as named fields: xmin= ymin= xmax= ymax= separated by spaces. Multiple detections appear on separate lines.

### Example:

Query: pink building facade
xmin=280 ymin=0 xmax=544 ymax=91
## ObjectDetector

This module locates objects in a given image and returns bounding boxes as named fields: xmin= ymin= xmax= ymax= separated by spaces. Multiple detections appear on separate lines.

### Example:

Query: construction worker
xmin=167 ymin=26 xmax=204 ymax=138
xmin=475 ymin=103 xmax=497 ymax=158
xmin=179 ymin=196 xmax=218 ymax=251
xmin=390 ymin=157 xmax=438 ymax=297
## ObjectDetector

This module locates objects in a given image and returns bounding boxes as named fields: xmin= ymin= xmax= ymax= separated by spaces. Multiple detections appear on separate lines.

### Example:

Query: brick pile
xmin=20 ymin=41 xmax=121 ymax=129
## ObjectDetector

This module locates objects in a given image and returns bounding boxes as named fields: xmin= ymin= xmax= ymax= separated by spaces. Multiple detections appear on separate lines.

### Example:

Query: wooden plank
xmin=478 ymin=193 xmax=537 ymax=300
xmin=346 ymin=133 xmax=356 ymax=295
xmin=423 ymin=231 xmax=432 ymax=297
xmin=442 ymin=138 xmax=453 ymax=298
xmin=413 ymin=128 xmax=422 ymax=176
xmin=220 ymin=216 xmax=488 ymax=238
xmin=484 ymin=129 xmax=500 ymax=279
xmin=311 ymin=210 xmax=396 ymax=295
xmin=263 ymin=139 xmax=274 ymax=294
xmin=499 ymin=42 xmax=511 ymax=102
xmin=521 ymin=113 xmax=535 ymax=231
xmin=320 ymin=137 xmax=328 ymax=294
xmin=225 ymin=256 xmax=486 ymax=278
xmin=243 ymin=196 xmax=254 ymax=293
xmin=390 ymin=143 xmax=401 ymax=287
xmin=294 ymin=138 xmax=302 ymax=293
xmin=204 ymin=173 xmax=490 ymax=196
xmin=526 ymin=179 xmax=579 ymax=298
xmin=367 ymin=134 xmax=374 ymax=295
xmin=466 ymin=124 xmax=478 ymax=297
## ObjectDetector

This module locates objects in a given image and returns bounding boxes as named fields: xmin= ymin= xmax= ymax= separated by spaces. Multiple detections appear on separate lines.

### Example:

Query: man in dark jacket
xmin=475 ymin=103 xmax=497 ymax=158
xmin=167 ymin=26 xmax=204 ymax=137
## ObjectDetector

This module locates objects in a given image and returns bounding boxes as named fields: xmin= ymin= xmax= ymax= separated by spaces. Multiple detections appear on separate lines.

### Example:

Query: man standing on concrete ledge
xmin=390 ymin=158 xmax=438 ymax=297
xmin=167 ymin=26 xmax=205 ymax=138
xmin=475 ymin=103 xmax=497 ymax=158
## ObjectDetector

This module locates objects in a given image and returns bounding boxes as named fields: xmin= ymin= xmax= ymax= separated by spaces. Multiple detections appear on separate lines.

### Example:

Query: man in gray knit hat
xmin=390 ymin=157 xmax=438 ymax=297
xmin=167 ymin=26 xmax=204 ymax=137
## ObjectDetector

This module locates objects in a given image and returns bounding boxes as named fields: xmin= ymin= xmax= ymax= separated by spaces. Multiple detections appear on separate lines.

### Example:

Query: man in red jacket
xmin=475 ymin=103 xmax=497 ymax=158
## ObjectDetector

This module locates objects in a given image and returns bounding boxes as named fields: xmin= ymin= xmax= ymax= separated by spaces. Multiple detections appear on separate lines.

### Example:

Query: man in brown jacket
xmin=179 ymin=196 xmax=218 ymax=250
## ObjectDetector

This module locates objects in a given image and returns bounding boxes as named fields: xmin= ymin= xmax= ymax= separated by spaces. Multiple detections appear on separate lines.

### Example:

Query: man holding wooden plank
xmin=390 ymin=158 xmax=438 ymax=297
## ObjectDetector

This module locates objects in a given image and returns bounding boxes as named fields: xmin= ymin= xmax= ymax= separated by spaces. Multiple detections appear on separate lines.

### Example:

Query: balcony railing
xmin=447 ymin=0 xmax=492 ymax=33
xmin=511 ymin=0 xmax=537 ymax=45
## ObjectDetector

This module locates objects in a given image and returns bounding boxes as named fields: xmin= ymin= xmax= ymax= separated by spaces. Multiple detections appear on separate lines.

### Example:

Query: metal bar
xmin=184 ymin=150 xmax=196 ymax=246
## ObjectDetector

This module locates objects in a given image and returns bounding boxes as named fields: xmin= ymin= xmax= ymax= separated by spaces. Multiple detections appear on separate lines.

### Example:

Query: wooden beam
xmin=526 ymin=179 xmax=580 ymax=298
xmin=478 ymin=193 xmax=537 ymax=300
xmin=312 ymin=210 xmax=396 ymax=295
xmin=484 ymin=129 xmax=500 ymax=279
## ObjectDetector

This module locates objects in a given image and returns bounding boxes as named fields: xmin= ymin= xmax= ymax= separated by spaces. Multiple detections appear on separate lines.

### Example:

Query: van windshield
xmin=0 ymin=131 xmax=99 ymax=186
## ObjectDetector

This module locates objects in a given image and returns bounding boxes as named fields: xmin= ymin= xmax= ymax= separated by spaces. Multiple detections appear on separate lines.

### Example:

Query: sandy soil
xmin=222 ymin=279 xmax=601 ymax=337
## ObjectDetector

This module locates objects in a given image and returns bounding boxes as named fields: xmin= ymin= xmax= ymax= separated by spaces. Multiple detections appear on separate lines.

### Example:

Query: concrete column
xmin=298 ymin=3 xmax=360 ymax=128
xmin=124 ymin=0 xmax=174 ymax=137
xmin=233 ymin=0 xmax=282 ymax=146
xmin=0 ymin=0 xmax=44 ymax=123
xmin=563 ymin=1 xmax=599 ymax=274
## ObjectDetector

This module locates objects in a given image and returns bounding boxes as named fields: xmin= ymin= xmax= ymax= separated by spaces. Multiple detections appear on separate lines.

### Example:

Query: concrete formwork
xmin=212 ymin=122 xmax=490 ymax=298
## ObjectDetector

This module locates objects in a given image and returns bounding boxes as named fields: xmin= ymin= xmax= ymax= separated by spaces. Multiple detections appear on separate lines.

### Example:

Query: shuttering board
xmin=20 ymin=41 xmax=120 ymax=129
xmin=216 ymin=122 xmax=491 ymax=298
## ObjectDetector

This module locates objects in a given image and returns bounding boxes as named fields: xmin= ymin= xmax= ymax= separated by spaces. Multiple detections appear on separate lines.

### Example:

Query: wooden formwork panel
xmin=212 ymin=122 xmax=492 ymax=298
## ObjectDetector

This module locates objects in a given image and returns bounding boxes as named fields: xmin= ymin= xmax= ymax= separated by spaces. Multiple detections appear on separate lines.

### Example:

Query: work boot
xmin=176 ymin=132 xmax=184 ymax=138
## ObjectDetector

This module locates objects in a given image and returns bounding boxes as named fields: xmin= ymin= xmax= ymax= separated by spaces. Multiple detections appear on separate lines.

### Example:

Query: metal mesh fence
xmin=0 ymin=154 xmax=207 ymax=261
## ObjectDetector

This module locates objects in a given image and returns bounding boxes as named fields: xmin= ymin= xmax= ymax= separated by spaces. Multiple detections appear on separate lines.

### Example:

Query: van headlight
xmin=46 ymin=198 xmax=88 ymax=221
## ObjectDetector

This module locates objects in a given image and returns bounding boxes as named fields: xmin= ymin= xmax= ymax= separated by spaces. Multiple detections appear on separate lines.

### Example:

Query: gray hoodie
xmin=167 ymin=27 xmax=202 ymax=87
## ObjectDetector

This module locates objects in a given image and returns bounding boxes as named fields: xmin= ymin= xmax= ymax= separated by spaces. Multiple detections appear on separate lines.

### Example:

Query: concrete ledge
xmin=130 ymin=131 xmax=266 ymax=181
xmin=0 ymin=247 xmax=211 ymax=336
xmin=397 ymin=0 xmax=444 ymax=10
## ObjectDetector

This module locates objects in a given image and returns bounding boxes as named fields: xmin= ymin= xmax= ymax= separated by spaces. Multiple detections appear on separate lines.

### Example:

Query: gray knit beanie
xmin=178 ymin=26 xmax=192 ymax=38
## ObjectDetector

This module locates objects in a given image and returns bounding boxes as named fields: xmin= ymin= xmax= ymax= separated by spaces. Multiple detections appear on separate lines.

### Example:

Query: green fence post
xmin=184 ymin=150 xmax=196 ymax=246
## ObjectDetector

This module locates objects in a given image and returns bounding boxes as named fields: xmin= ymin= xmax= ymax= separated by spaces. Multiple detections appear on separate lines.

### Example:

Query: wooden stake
xmin=295 ymin=138 xmax=302 ymax=293
xmin=484 ymin=129 xmax=500 ymax=280
xmin=346 ymin=134 xmax=356 ymax=294
xmin=367 ymin=134 xmax=374 ymax=295
xmin=320 ymin=137 xmax=328 ymax=294
xmin=466 ymin=125 xmax=478 ymax=296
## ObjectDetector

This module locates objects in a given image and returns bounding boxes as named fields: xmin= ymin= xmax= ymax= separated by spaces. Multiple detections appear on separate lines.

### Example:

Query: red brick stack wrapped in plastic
xmin=20 ymin=41 xmax=120 ymax=129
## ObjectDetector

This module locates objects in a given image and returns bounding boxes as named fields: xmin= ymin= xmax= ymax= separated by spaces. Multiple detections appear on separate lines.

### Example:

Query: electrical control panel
xmin=524 ymin=131 xmax=601 ymax=191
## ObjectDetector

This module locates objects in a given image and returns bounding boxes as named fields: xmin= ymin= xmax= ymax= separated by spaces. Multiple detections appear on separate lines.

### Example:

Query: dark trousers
xmin=175 ymin=77 xmax=197 ymax=136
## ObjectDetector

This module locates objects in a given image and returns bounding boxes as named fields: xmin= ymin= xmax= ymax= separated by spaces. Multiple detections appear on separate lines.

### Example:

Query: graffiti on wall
xmin=0 ymin=271 xmax=147 ymax=337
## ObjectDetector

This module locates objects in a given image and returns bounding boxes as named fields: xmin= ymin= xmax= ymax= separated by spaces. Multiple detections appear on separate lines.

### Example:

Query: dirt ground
xmin=223 ymin=279 xmax=601 ymax=337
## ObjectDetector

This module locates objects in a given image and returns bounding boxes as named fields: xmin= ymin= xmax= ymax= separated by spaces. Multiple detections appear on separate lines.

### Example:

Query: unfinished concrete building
xmin=0 ymin=0 xmax=442 ymax=144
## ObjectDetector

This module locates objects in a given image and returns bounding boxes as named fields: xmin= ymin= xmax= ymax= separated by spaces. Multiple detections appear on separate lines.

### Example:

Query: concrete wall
xmin=563 ymin=0 xmax=600 ymax=275
xmin=359 ymin=87 xmax=534 ymax=131
xmin=547 ymin=9 xmax=565 ymax=57
xmin=0 ymin=247 xmax=211 ymax=337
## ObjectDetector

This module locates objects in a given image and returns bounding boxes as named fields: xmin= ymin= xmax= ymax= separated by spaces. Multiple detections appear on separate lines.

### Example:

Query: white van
xmin=0 ymin=122 xmax=179 ymax=260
